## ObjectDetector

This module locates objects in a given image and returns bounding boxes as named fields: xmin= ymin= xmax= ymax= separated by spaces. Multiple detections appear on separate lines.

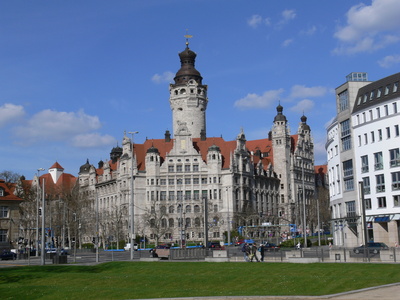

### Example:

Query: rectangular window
xmin=374 ymin=152 xmax=383 ymax=170
xmin=387 ymin=127 xmax=391 ymax=139
xmin=392 ymin=172 xmax=400 ymax=190
xmin=394 ymin=102 xmax=398 ymax=114
xmin=184 ymin=165 xmax=191 ymax=172
xmin=177 ymin=191 xmax=183 ymax=200
xmin=394 ymin=82 xmax=399 ymax=93
xmin=370 ymin=90 xmax=375 ymax=100
xmin=378 ymin=196 xmax=387 ymax=208
xmin=346 ymin=201 xmax=356 ymax=218
xmin=0 ymin=229 xmax=7 ymax=242
xmin=376 ymin=174 xmax=385 ymax=193
xmin=339 ymin=90 xmax=349 ymax=111
xmin=193 ymin=177 xmax=199 ymax=185
xmin=343 ymin=160 xmax=354 ymax=191
xmin=395 ymin=125 xmax=399 ymax=137
xmin=377 ymin=87 xmax=382 ymax=98
xmin=384 ymin=105 xmax=389 ymax=116
xmin=160 ymin=179 xmax=166 ymax=185
xmin=377 ymin=107 xmax=381 ymax=118
xmin=168 ymin=191 xmax=175 ymax=201
xmin=0 ymin=206 xmax=8 ymax=218
xmin=378 ymin=129 xmax=382 ymax=140
xmin=340 ymin=119 xmax=351 ymax=136
xmin=168 ymin=178 xmax=174 ymax=185
xmin=361 ymin=155 xmax=369 ymax=173
xmin=193 ymin=190 xmax=199 ymax=200
xmin=363 ymin=177 xmax=370 ymax=194
xmin=185 ymin=191 xmax=191 ymax=200
xmin=365 ymin=198 xmax=372 ymax=210
xmin=394 ymin=195 xmax=400 ymax=207
xmin=364 ymin=133 xmax=368 ymax=144
xmin=185 ymin=178 xmax=191 ymax=185
xmin=390 ymin=148 xmax=400 ymax=167
xmin=371 ymin=131 xmax=375 ymax=143
xmin=193 ymin=164 xmax=199 ymax=172
xmin=176 ymin=165 xmax=182 ymax=172
xmin=160 ymin=191 xmax=167 ymax=200
xmin=168 ymin=165 xmax=174 ymax=172
xmin=385 ymin=84 xmax=390 ymax=95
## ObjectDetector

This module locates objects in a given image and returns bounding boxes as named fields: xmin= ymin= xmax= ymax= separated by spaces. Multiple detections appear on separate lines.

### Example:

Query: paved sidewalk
xmin=142 ymin=283 xmax=400 ymax=300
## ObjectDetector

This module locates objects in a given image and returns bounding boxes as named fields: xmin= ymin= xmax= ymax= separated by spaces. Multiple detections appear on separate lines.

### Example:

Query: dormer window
xmin=0 ymin=188 xmax=4 ymax=197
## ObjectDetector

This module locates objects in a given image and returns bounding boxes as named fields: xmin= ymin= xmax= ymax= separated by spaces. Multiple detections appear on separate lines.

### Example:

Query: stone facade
xmin=78 ymin=43 xmax=315 ymax=246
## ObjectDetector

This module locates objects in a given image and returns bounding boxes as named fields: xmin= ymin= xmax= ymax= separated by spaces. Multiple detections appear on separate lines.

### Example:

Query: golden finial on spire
xmin=184 ymin=29 xmax=193 ymax=47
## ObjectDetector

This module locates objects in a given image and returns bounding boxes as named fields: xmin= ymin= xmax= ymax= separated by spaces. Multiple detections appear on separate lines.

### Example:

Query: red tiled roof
xmin=50 ymin=161 xmax=64 ymax=170
xmin=99 ymin=134 xmax=301 ymax=174
xmin=0 ymin=179 xmax=23 ymax=202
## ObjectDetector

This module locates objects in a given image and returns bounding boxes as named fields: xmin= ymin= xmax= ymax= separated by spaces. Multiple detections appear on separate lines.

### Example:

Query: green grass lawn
xmin=1 ymin=262 xmax=399 ymax=299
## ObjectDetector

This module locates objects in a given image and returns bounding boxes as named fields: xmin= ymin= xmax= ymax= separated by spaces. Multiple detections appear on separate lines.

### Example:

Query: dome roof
xmin=173 ymin=44 xmax=203 ymax=85
xmin=274 ymin=104 xmax=287 ymax=122
xmin=79 ymin=159 xmax=91 ymax=174
xmin=146 ymin=146 xmax=160 ymax=154
xmin=208 ymin=144 xmax=220 ymax=152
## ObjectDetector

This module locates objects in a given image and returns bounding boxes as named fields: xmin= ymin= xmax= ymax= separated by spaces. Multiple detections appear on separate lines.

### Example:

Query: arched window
xmin=185 ymin=218 xmax=191 ymax=228
xmin=194 ymin=205 xmax=200 ymax=213
xmin=195 ymin=217 xmax=201 ymax=227
xmin=185 ymin=205 xmax=191 ymax=213
xmin=160 ymin=206 xmax=167 ymax=215
xmin=169 ymin=206 xmax=174 ymax=213
xmin=161 ymin=218 xmax=167 ymax=228
xmin=169 ymin=218 xmax=174 ymax=227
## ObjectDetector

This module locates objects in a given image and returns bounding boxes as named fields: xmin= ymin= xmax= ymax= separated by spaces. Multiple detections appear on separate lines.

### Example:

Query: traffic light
xmin=92 ymin=237 xmax=96 ymax=244
xmin=39 ymin=207 xmax=42 ymax=216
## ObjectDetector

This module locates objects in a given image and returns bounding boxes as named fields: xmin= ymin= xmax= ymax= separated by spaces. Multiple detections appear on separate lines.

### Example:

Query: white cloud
xmin=71 ymin=133 xmax=116 ymax=148
xmin=151 ymin=71 xmax=174 ymax=83
xmin=300 ymin=26 xmax=317 ymax=36
xmin=234 ymin=89 xmax=284 ymax=109
xmin=290 ymin=99 xmax=315 ymax=114
xmin=282 ymin=39 xmax=293 ymax=47
xmin=378 ymin=54 xmax=400 ymax=68
xmin=289 ymin=85 xmax=328 ymax=99
xmin=14 ymin=109 xmax=102 ymax=145
xmin=333 ymin=0 xmax=400 ymax=54
xmin=247 ymin=14 xmax=262 ymax=28
xmin=281 ymin=9 xmax=296 ymax=23
xmin=247 ymin=14 xmax=270 ymax=28
xmin=0 ymin=103 xmax=25 ymax=128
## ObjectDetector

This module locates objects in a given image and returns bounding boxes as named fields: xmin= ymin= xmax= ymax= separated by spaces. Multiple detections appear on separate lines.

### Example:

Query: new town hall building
xmin=77 ymin=42 xmax=316 ymax=246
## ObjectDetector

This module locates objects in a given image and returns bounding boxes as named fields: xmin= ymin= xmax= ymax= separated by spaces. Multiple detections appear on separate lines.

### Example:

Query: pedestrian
xmin=250 ymin=244 xmax=259 ymax=262
xmin=258 ymin=243 xmax=265 ymax=262
xmin=241 ymin=243 xmax=249 ymax=262
xmin=296 ymin=242 xmax=301 ymax=250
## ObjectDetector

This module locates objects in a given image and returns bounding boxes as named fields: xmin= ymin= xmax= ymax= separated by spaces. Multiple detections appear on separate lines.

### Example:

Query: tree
xmin=142 ymin=200 xmax=169 ymax=246
xmin=0 ymin=170 xmax=22 ymax=189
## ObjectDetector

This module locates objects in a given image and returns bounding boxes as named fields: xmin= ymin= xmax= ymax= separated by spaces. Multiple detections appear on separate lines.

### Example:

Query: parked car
xmin=264 ymin=243 xmax=280 ymax=250
xmin=207 ymin=242 xmax=224 ymax=249
xmin=124 ymin=243 xmax=138 ymax=251
xmin=1 ymin=250 xmax=17 ymax=260
xmin=353 ymin=242 xmax=389 ymax=254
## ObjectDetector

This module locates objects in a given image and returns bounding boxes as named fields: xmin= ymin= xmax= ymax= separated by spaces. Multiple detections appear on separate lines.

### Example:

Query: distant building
xmin=0 ymin=179 xmax=23 ymax=251
xmin=78 ymin=42 xmax=316 ymax=246
xmin=327 ymin=72 xmax=400 ymax=247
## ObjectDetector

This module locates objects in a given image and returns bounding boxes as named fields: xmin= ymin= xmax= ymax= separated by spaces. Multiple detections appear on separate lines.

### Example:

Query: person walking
xmin=258 ymin=243 xmax=265 ymax=262
xmin=250 ymin=244 xmax=259 ymax=262
xmin=242 ymin=243 xmax=249 ymax=262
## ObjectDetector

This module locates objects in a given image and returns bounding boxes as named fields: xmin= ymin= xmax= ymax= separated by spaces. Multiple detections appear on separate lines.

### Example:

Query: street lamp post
xmin=40 ymin=178 xmax=46 ymax=265
xmin=36 ymin=168 xmax=45 ymax=257
xmin=226 ymin=187 xmax=231 ymax=246
xmin=128 ymin=131 xmax=139 ymax=260
xmin=297 ymin=156 xmax=307 ymax=248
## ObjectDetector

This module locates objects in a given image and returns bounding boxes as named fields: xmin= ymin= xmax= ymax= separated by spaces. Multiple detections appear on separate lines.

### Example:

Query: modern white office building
xmin=327 ymin=72 xmax=400 ymax=247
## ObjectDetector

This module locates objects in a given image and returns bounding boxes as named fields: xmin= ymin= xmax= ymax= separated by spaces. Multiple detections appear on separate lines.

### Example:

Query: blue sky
xmin=1 ymin=0 xmax=400 ymax=178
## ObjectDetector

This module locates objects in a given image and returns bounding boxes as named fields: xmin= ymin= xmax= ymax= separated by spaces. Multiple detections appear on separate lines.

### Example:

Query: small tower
xmin=169 ymin=38 xmax=208 ymax=138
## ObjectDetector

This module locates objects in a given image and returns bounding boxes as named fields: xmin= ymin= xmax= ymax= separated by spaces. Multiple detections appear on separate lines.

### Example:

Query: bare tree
xmin=142 ymin=200 xmax=169 ymax=246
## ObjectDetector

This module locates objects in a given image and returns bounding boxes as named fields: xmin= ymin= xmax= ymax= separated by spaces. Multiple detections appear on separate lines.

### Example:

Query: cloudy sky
xmin=1 ymin=0 xmax=400 ymax=178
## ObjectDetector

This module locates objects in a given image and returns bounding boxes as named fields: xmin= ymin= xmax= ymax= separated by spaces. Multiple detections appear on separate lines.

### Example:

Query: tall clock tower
xmin=169 ymin=40 xmax=208 ymax=138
